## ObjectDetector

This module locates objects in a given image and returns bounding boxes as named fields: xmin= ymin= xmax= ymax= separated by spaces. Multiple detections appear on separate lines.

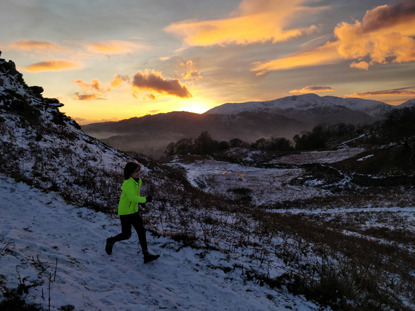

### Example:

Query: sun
xmin=179 ymin=100 xmax=211 ymax=114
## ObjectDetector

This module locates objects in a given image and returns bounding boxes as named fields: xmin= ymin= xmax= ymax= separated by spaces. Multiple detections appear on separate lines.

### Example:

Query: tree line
xmin=164 ymin=106 xmax=415 ymax=157
xmin=164 ymin=123 xmax=361 ymax=157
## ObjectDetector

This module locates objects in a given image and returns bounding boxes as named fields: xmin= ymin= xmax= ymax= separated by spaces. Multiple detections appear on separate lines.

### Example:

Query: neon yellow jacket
xmin=118 ymin=177 xmax=147 ymax=215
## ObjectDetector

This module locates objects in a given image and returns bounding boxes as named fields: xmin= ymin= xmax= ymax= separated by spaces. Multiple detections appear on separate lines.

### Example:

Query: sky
xmin=1 ymin=0 xmax=415 ymax=125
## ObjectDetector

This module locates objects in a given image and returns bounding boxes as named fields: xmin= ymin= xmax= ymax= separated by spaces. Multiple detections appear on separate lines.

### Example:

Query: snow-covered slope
xmin=0 ymin=55 xmax=133 ymax=209
xmin=168 ymin=147 xmax=367 ymax=206
xmin=398 ymin=98 xmax=415 ymax=109
xmin=0 ymin=175 xmax=321 ymax=311
xmin=205 ymin=93 xmax=393 ymax=118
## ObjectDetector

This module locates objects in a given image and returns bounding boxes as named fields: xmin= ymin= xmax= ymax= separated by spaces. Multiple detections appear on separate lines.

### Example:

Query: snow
xmin=170 ymin=159 xmax=330 ymax=206
xmin=205 ymin=94 xmax=393 ymax=117
xmin=356 ymin=154 xmax=374 ymax=162
xmin=0 ymin=175 xmax=322 ymax=311
xmin=398 ymin=98 xmax=415 ymax=108
xmin=168 ymin=148 xmax=366 ymax=206
xmin=272 ymin=148 xmax=365 ymax=165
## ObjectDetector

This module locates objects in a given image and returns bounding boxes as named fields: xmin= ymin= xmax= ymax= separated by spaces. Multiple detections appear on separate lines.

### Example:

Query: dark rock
xmin=44 ymin=98 xmax=63 ymax=107
xmin=30 ymin=86 xmax=44 ymax=97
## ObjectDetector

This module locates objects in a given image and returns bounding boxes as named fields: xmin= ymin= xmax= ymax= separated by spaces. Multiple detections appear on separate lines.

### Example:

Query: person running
xmin=105 ymin=161 xmax=159 ymax=263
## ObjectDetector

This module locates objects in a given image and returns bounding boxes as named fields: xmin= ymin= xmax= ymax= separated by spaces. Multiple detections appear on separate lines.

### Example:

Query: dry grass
xmin=141 ymin=168 xmax=415 ymax=310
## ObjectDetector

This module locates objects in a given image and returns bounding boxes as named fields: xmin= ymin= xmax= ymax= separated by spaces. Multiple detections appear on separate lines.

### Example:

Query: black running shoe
xmin=144 ymin=253 xmax=160 ymax=264
xmin=105 ymin=238 xmax=114 ymax=255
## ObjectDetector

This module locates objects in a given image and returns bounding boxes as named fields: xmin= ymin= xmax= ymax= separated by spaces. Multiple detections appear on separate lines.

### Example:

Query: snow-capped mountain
xmin=205 ymin=93 xmax=393 ymax=118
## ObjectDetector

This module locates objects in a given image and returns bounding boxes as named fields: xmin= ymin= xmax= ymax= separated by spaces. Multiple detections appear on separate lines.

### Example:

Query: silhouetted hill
xmin=83 ymin=111 xmax=306 ymax=157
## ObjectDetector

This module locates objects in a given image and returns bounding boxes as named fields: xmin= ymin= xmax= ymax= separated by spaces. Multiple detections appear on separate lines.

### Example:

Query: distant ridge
xmin=399 ymin=98 xmax=415 ymax=108
xmin=205 ymin=93 xmax=393 ymax=118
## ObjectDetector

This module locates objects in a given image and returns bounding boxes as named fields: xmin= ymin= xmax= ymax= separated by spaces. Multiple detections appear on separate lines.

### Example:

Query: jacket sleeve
xmin=123 ymin=179 xmax=147 ymax=204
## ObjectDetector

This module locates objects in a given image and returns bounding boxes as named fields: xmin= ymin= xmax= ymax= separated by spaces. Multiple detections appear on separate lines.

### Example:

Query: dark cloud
xmin=361 ymin=0 xmax=415 ymax=32
xmin=74 ymin=93 xmax=100 ymax=101
xmin=290 ymin=85 xmax=335 ymax=94
xmin=132 ymin=71 xmax=192 ymax=98
xmin=346 ymin=86 xmax=415 ymax=97
xmin=72 ymin=71 xmax=192 ymax=101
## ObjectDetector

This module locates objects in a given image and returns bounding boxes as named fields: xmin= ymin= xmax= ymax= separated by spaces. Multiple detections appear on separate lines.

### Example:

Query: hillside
xmin=1 ymin=175 xmax=320 ymax=311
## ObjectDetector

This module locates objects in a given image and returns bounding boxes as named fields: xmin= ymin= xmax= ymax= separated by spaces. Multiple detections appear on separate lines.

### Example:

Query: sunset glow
xmin=178 ymin=100 xmax=212 ymax=114
xmin=1 ymin=0 xmax=414 ymax=124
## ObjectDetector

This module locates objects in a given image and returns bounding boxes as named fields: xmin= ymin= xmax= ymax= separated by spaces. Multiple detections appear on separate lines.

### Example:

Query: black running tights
xmin=110 ymin=212 xmax=148 ymax=253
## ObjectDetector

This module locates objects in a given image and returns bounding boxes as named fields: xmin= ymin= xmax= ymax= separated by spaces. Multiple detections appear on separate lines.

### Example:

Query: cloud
xmin=87 ymin=40 xmax=148 ymax=54
xmin=251 ymin=0 xmax=415 ymax=74
xmin=72 ymin=71 xmax=191 ymax=101
xmin=350 ymin=61 xmax=369 ymax=70
xmin=25 ymin=60 xmax=81 ymax=72
xmin=345 ymin=87 xmax=415 ymax=98
xmin=72 ymin=79 xmax=109 ymax=93
xmin=10 ymin=40 xmax=63 ymax=52
xmin=290 ymin=85 xmax=335 ymax=94
xmin=334 ymin=1 xmax=415 ymax=67
xmin=145 ymin=93 xmax=156 ymax=100
xmin=359 ymin=0 xmax=415 ymax=33
xmin=252 ymin=41 xmax=341 ymax=75
xmin=165 ymin=0 xmax=322 ymax=47
xmin=132 ymin=70 xmax=192 ymax=98
xmin=110 ymin=75 xmax=130 ymax=88
xmin=180 ymin=60 xmax=202 ymax=80
xmin=73 ymin=93 xmax=101 ymax=101
xmin=72 ymin=79 xmax=110 ymax=101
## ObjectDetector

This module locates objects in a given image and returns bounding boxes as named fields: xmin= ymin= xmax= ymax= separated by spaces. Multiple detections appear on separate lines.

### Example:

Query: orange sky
xmin=1 ymin=0 xmax=414 ymax=124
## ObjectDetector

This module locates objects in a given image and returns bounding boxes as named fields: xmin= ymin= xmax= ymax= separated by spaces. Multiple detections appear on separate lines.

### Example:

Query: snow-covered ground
xmin=169 ymin=159 xmax=331 ymax=205
xmin=167 ymin=148 xmax=370 ymax=206
xmin=272 ymin=148 xmax=365 ymax=165
xmin=0 ymin=175 xmax=323 ymax=311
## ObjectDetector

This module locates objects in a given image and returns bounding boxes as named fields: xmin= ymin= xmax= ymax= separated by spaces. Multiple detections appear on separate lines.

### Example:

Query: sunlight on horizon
xmin=178 ymin=100 xmax=213 ymax=114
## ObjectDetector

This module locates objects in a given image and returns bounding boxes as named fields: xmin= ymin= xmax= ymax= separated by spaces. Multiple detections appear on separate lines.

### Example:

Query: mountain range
xmin=83 ymin=94 xmax=415 ymax=158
